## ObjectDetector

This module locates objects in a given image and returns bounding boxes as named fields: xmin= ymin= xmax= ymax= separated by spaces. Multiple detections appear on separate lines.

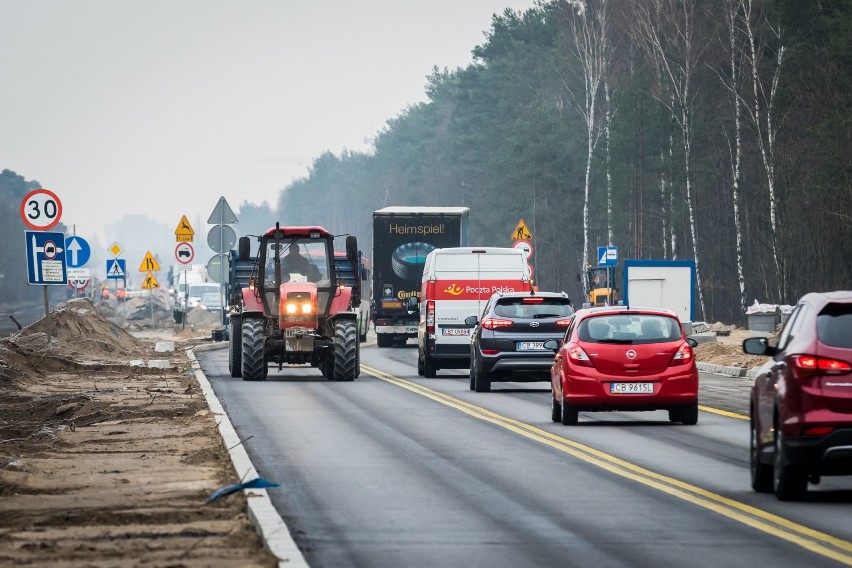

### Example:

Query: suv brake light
xmin=482 ymin=318 xmax=513 ymax=330
xmin=792 ymin=355 xmax=852 ymax=376
xmin=555 ymin=319 xmax=571 ymax=326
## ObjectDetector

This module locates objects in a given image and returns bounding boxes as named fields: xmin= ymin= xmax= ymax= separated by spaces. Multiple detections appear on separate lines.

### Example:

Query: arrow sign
xmin=65 ymin=236 xmax=91 ymax=268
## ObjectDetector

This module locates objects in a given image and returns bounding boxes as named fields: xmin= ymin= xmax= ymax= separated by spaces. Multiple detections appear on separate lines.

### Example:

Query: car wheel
xmin=417 ymin=351 xmax=425 ymax=376
xmin=551 ymin=394 xmax=562 ymax=423
xmin=680 ymin=402 xmax=699 ymax=425
xmin=469 ymin=357 xmax=477 ymax=391
xmin=561 ymin=401 xmax=578 ymax=426
xmin=474 ymin=365 xmax=491 ymax=392
xmin=773 ymin=422 xmax=808 ymax=501
xmin=750 ymin=412 xmax=773 ymax=493
xmin=423 ymin=351 xmax=437 ymax=378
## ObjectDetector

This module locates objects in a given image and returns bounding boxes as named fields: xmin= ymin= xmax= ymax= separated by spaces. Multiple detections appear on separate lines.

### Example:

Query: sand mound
xmin=694 ymin=341 xmax=768 ymax=369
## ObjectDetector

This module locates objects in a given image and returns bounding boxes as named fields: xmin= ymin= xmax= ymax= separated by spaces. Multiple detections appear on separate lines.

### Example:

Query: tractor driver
xmin=280 ymin=242 xmax=321 ymax=282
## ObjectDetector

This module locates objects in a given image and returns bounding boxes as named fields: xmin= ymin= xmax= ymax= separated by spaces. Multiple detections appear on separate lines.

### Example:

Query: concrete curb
xmin=188 ymin=342 xmax=309 ymax=568
xmin=696 ymin=361 xmax=760 ymax=379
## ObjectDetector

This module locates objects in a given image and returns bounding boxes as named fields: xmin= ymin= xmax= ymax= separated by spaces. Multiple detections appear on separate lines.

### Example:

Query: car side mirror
xmin=743 ymin=336 xmax=777 ymax=356
xmin=464 ymin=315 xmax=478 ymax=326
xmin=543 ymin=339 xmax=560 ymax=352
xmin=686 ymin=337 xmax=698 ymax=348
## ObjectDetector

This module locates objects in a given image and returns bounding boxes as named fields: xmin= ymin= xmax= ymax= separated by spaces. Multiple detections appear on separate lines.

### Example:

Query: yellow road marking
xmin=700 ymin=405 xmax=748 ymax=420
xmin=361 ymin=364 xmax=852 ymax=566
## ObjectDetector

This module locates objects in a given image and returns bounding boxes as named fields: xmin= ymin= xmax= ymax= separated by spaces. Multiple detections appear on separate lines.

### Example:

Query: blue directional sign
xmin=597 ymin=246 xmax=618 ymax=267
xmin=106 ymin=258 xmax=127 ymax=280
xmin=65 ymin=235 xmax=91 ymax=268
xmin=25 ymin=230 xmax=68 ymax=286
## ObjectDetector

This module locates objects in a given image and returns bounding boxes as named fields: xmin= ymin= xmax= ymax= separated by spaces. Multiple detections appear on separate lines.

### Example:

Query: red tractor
xmin=227 ymin=224 xmax=361 ymax=381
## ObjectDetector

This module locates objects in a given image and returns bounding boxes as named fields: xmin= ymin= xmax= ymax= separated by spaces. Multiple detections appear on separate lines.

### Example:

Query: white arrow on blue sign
xmin=25 ymin=230 xmax=68 ymax=285
xmin=106 ymin=258 xmax=126 ymax=279
xmin=65 ymin=235 xmax=91 ymax=268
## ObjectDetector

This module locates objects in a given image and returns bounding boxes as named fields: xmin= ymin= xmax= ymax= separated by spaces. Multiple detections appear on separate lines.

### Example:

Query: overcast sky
xmin=1 ymin=0 xmax=535 ymax=245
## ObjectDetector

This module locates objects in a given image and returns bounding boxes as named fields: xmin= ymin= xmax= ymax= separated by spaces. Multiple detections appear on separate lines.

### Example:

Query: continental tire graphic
xmin=392 ymin=242 xmax=435 ymax=280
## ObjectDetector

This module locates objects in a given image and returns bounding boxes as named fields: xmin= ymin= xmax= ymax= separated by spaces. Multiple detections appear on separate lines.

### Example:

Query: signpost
xmin=207 ymin=197 xmax=238 ymax=329
xmin=511 ymin=220 xmax=535 ymax=288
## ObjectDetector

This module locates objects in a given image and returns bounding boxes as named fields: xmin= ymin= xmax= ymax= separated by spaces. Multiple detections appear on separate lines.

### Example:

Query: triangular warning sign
xmin=207 ymin=196 xmax=239 ymax=224
xmin=142 ymin=271 xmax=160 ymax=289
xmin=138 ymin=251 xmax=160 ymax=272
xmin=175 ymin=215 xmax=195 ymax=242
xmin=511 ymin=219 xmax=532 ymax=241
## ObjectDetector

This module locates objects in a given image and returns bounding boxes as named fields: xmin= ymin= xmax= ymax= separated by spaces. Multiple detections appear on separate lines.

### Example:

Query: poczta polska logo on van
xmin=444 ymin=284 xmax=464 ymax=296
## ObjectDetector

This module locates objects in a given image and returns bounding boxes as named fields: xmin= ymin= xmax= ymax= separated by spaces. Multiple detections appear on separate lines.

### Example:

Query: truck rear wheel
xmin=376 ymin=333 xmax=393 ymax=348
xmin=241 ymin=318 xmax=266 ymax=381
xmin=228 ymin=315 xmax=242 ymax=378
xmin=423 ymin=350 xmax=437 ymax=378
xmin=333 ymin=320 xmax=358 ymax=381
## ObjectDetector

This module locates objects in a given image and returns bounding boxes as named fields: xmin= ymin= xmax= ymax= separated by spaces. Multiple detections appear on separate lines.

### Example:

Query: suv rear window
xmin=494 ymin=298 xmax=573 ymax=319
xmin=818 ymin=303 xmax=852 ymax=348
xmin=578 ymin=314 xmax=681 ymax=343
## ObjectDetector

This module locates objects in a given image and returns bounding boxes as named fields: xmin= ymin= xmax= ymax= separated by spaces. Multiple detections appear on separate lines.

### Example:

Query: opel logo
xmin=529 ymin=321 xmax=540 ymax=327
xmin=626 ymin=349 xmax=637 ymax=360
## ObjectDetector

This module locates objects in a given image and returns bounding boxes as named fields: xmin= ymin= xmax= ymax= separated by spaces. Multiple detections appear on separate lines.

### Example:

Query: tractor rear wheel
xmin=241 ymin=318 xmax=266 ymax=381
xmin=228 ymin=315 xmax=242 ymax=378
xmin=332 ymin=320 xmax=358 ymax=381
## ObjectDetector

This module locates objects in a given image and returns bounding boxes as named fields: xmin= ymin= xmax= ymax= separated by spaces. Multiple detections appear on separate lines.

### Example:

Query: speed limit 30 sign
xmin=20 ymin=189 xmax=63 ymax=231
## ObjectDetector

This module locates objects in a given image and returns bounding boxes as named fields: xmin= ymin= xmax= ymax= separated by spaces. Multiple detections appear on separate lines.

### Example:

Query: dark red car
xmin=743 ymin=291 xmax=852 ymax=500
xmin=546 ymin=306 xmax=699 ymax=426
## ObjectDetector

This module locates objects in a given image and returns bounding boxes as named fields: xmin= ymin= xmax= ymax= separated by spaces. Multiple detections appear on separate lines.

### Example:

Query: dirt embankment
xmin=0 ymin=298 xmax=274 ymax=567
xmin=692 ymin=324 xmax=772 ymax=370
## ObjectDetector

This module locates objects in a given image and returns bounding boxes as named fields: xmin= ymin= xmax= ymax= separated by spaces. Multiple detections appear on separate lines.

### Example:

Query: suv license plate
xmin=610 ymin=382 xmax=654 ymax=394
xmin=517 ymin=341 xmax=545 ymax=351
xmin=442 ymin=328 xmax=470 ymax=336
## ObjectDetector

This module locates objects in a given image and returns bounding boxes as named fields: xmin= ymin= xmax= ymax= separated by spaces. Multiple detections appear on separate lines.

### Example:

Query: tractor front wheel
xmin=333 ymin=320 xmax=358 ymax=381
xmin=241 ymin=318 xmax=266 ymax=381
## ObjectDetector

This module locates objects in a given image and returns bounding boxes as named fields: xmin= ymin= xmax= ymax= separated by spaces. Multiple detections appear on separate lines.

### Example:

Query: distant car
xmin=199 ymin=292 xmax=224 ymax=313
xmin=546 ymin=306 xmax=699 ymax=426
xmin=466 ymin=291 xmax=574 ymax=392
xmin=743 ymin=291 xmax=852 ymax=500
xmin=186 ymin=284 xmax=221 ymax=309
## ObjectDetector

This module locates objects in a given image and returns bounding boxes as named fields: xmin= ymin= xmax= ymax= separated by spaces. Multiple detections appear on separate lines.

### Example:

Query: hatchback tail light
xmin=669 ymin=342 xmax=694 ymax=366
xmin=568 ymin=345 xmax=593 ymax=367
xmin=482 ymin=318 xmax=513 ymax=330
xmin=426 ymin=300 xmax=435 ymax=334
xmin=792 ymin=355 xmax=852 ymax=377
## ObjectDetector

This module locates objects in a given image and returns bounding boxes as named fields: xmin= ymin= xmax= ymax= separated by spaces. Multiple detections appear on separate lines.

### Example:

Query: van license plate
xmin=610 ymin=382 xmax=654 ymax=394
xmin=517 ymin=341 xmax=545 ymax=351
xmin=441 ymin=328 xmax=470 ymax=336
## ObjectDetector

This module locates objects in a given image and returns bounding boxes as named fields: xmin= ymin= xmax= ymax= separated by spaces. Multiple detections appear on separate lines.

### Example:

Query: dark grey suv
xmin=466 ymin=291 xmax=574 ymax=392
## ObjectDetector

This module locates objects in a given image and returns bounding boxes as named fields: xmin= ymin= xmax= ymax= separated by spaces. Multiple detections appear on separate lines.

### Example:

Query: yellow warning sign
xmin=138 ymin=251 xmax=160 ymax=272
xmin=511 ymin=219 xmax=532 ymax=241
xmin=175 ymin=215 xmax=195 ymax=242
xmin=141 ymin=271 xmax=160 ymax=289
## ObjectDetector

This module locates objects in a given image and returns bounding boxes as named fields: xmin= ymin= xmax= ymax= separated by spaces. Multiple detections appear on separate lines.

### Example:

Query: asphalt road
xmin=200 ymin=341 xmax=852 ymax=568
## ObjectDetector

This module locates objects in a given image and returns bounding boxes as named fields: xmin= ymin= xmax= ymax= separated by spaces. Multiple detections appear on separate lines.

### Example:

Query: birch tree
xmin=719 ymin=0 xmax=748 ymax=315
xmin=632 ymin=0 xmax=707 ymax=320
xmin=741 ymin=0 xmax=785 ymax=301
xmin=556 ymin=0 xmax=612 ymax=297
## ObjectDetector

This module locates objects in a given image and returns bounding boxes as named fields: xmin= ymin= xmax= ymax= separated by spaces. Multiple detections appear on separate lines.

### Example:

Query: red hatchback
xmin=546 ymin=307 xmax=699 ymax=426
xmin=743 ymin=291 xmax=852 ymax=500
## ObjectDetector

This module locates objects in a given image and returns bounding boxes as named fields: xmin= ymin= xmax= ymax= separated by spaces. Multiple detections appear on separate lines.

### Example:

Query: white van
xmin=417 ymin=247 xmax=531 ymax=377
